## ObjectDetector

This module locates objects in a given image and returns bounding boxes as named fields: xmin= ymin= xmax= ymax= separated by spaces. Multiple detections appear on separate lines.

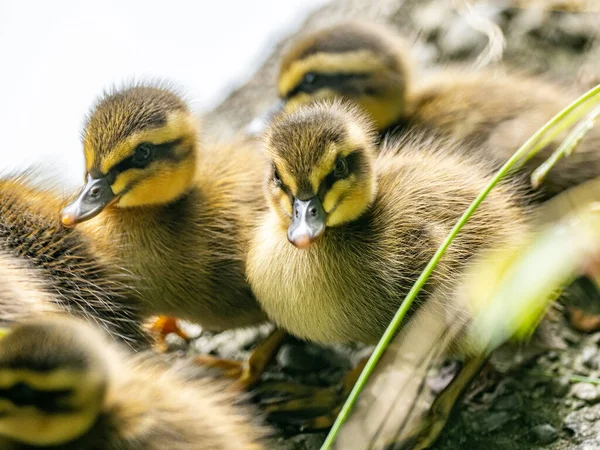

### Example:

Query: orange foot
xmin=195 ymin=328 xmax=287 ymax=391
xmin=149 ymin=316 xmax=191 ymax=350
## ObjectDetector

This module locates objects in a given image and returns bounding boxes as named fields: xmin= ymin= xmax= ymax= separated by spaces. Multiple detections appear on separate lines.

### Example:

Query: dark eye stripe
xmin=285 ymin=72 xmax=370 ymax=99
xmin=110 ymin=138 xmax=183 ymax=175
xmin=90 ymin=138 xmax=184 ymax=179
xmin=0 ymin=383 xmax=74 ymax=412
xmin=318 ymin=151 xmax=361 ymax=199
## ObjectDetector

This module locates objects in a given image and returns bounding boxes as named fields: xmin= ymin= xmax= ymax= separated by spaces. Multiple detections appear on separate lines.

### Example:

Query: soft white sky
xmin=0 ymin=0 xmax=326 ymax=186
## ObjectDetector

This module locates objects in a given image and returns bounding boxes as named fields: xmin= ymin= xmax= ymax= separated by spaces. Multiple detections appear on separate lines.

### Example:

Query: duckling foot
xmin=393 ymin=354 xmax=487 ymax=450
xmin=256 ymin=382 xmax=343 ymax=432
xmin=253 ymin=359 xmax=366 ymax=432
xmin=149 ymin=316 xmax=190 ymax=350
xmin=195 ymin=328 xmax=287 ymax=391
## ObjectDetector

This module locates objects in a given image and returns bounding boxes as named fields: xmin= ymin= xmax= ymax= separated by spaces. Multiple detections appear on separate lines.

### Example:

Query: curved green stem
xmin=532 ymin=105 xmax=600 ymax=188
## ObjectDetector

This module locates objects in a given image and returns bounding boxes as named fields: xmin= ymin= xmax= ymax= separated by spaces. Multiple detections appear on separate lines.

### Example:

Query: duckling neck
xmin=85 ymin=185 xmax=265 ymax=330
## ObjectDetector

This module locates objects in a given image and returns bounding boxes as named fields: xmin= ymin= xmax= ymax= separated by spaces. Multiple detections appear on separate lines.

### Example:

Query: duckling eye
xmin=303 ymin=72 xmax=316 ymax=85
xmin=273 ymin=166 xmax=282 ymax=187
xmin=334 ymin=157 xmax=349 ymax=179
xmin=8 ymin=382 xmax=36 ymax=406
xmin=0 ymin=383 xmax=73 ymax=412
xmin=133 ymin=143 xmax=155 ymax=165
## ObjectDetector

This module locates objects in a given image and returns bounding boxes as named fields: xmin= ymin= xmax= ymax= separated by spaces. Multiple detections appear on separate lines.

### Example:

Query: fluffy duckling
xmin=247 ymin=101 xmax=528 ymax=346
xmin=0 ymin=175 xmax=147 ymax=347
xmin=0 ymin=316 xmax=268 ymax=449
xmin=60 ymin=84 xmax=284 ymax=386
xmin=271 ymin=21 xmax=600 ymax=197
xmin=277 ymin=21 xmax=412 ymax=133
xmin=61 ymin=84 xmax=266 ymax=331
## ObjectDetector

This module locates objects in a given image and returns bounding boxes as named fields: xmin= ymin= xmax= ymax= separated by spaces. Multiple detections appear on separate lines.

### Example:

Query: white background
xmin=0 ymin=0 xmax=325 ymax=185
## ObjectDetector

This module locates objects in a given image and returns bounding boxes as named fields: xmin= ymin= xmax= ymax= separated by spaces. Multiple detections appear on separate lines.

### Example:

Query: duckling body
xmin=247 ymin=102 xmax=528 ymax=345
xmin=406 ymin=71 xmax=600 ymax=195
xmin=85 ymin=141 xmax=267 ymax=329
xmin=62 ymin=85 xmax=267 ymax=331
xmin=0 ymin=176 xmax=146 ymax=346
xmin=275 ymin=21 xmax=600 ymax=197
xmin=0 ymin=317 xmax=267 ymax=450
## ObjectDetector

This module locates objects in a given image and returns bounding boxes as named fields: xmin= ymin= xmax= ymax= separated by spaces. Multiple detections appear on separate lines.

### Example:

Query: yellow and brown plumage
xmin=59 ymin=83 xmax=288 ymax=388
xmin=272 ymin=21 xmax=600 ymax=198
xmin=62 ymin=83 xmax=267 ymax=331
xmin=247 ymin=101 xmax=529 ymax=346
xmin=0 ymin=315 xmax=269 ymax=450
xmin=277 ymin=21 xmax=412 ymax=132
xmin=0 ymin=250 xmax=57 ymax=322
xmin=0 ymin=175 xmax=147 ymax=347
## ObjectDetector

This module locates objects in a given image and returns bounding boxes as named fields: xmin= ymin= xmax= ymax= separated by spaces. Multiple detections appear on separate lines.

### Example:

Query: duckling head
xmin=0 ymin=317 xmax=110 ymax=446
xmin=264 ymin=101 xmax=378 ymax=249
xmin=274 ymin=22 xmax=411 ymax=132
xmin=61 ymin=84 xmax=198 ymax=226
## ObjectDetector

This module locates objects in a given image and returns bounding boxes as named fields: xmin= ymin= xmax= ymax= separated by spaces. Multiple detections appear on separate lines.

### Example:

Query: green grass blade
xmin=532 ymin=105 xmax=600 ymax=188
xmin=570 ymin=375 xmax=600 ymax=385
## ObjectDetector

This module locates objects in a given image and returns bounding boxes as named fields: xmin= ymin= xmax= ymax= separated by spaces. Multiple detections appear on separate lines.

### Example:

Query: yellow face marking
xmin=269 ymin=156 xmax=299 ymax=194
xmin=81 ymin=110 xmax=198 ymax=208
xmin=0 ymin=369 xmax=85 ymax=390
xmin=279 ymin=52 xmax=407 ymax=130
xmin=277 ymin=192 xmax=293 ymax=218
xmin=265 ymin=180 xmax=293 ymax=227
xmin=309 ymin=146 xmax=338 ymax=193
xmin=82 ymin=111 xmax=196 ymax=175
xmin=99 ymin=111 xmax=194 ymax=174
xmin=110 ymin=170 xmax=137 ymax=196
xmin=0 ymin=410 xmax=98 ymax=446
xmin=308 ymin=143 xmax=364 ymax=195
xmin=84 ymin=147 xmax=95 ymax=173
xmin=278 ymin=51 xmax=387 ymax=97
xmin=115 ymin=158 xmax=195 ymax=207
xmin=325 ymin=179 xmax=374 ymax=227
xmin=322 ymin=177 xmax=354 ymax=213
xmin=0 ymin=367 xmax=105 ymax=445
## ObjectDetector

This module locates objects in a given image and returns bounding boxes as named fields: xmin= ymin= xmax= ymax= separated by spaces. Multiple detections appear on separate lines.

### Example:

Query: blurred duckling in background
xmin=0 ymin=175 xmax=147 ymax=347
xmin=247 ymin=101 xmax=528 ymax=346
xmin=0 ymin=316 xmax=268 ymax=449
xmin=264 ymin=21 xmax=600 ymax=197
xmin=61 ymin=84 xmax=282 ymax=387
xmin=276 ymin=21 xmax=412 ymax=133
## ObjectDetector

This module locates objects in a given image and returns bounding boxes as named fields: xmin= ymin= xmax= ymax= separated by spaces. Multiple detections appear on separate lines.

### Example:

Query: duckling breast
xmin=248 ymin=145 xmax=529 ymax=346
xmin=247 ymin=210 xmax=414 ymax=345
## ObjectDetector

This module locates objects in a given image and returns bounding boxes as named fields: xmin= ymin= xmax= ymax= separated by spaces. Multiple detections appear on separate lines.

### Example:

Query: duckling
xmin=276 ymin=21 xmax=411 ymax=133
xmin=246 ymin=102 xmax=530 ymax=437
xmin=270 ymin=21 xmax=600 ymax=197
xmin=247 ymin=100 xmax=528 ymax=347
xmin=0 ymin=316 xmax=268 ymax=449
xmin=61 ymin=83 xmax=282 ymax=386
xmin=0 ymin=174 xmax=147 ymax=347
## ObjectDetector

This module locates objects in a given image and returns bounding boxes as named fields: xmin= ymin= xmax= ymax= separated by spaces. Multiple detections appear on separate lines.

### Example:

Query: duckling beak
xmin=61 ymin=174 xmax=116 ymax=228
xmin=246 ymin=99 xmax=285 ymax=137
xmin=287 ymin=197 xmax=327 ymax=249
